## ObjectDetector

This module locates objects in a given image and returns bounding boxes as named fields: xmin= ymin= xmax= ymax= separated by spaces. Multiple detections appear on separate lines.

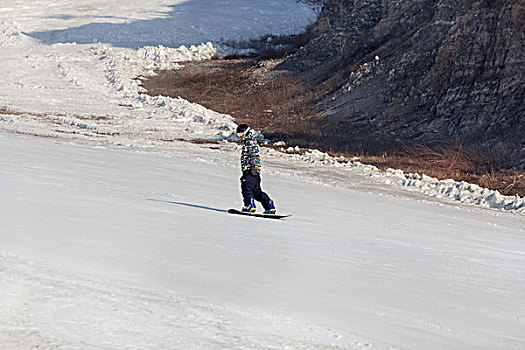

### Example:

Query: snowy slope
xmin=2 ymin=133 xmax=525 ymax=350
xmin=1 ymin=1 xmax=525 ymax=349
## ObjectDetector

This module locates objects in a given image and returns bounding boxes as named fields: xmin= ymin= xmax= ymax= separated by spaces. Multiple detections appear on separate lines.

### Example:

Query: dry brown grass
xmin=142 ymin=59 xmax=319 ymax=135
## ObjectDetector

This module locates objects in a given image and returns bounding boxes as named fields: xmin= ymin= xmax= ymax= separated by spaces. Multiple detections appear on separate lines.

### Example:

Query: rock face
xmin=278 ymin=0 xmax=524 ymax=168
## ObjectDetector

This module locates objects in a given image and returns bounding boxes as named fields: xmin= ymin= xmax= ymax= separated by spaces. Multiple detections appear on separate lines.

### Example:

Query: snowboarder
xmin=236 ymin=124 xmax=276 ymax=214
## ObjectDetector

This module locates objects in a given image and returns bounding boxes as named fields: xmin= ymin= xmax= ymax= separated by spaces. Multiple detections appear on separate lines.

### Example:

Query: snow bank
xmin=91 ymin=42 xmax=216 ymax=95
xmin=0 ymin=34 xmax=234 ymax=142
xmin=383 ymin=169 xmax=525 ymax=211
xmin=136 ymin=94 xmax=235 ymax=140
xmin=272 ymin=146 xmax=524 ymax=212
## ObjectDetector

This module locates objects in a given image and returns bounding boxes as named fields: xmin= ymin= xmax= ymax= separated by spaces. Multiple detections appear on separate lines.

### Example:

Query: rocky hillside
xmin=278 ymin=0 xmax=524 ymax=168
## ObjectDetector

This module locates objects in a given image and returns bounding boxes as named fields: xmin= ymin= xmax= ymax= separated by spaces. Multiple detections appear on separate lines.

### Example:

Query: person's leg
xmin=251 ymin=174 xmax=272 ymax=210
xmin=240 ymin=174 xmax=255 ymax=208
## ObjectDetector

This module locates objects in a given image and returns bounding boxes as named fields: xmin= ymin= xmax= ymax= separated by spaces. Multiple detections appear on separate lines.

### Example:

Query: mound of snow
xmin=92 ymin=42 xmax=216 ymax=95
xmin=271 ymin=146 xmax=524 ymax=212
xmin=382 ymin=168 xmax=524 ymax=212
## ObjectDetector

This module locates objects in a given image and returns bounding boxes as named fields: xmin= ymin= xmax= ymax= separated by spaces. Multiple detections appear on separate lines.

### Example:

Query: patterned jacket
xmin=240 ymin=131 xmax=261 ymax=171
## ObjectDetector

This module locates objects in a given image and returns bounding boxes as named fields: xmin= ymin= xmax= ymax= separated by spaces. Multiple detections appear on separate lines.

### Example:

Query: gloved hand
xmin=250 ymin=167 xmax=260 ymax=176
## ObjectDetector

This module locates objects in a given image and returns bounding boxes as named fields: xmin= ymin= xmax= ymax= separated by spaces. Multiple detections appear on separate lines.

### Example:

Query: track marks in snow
xmin=0 ymin=254 xmax=380 ymax=350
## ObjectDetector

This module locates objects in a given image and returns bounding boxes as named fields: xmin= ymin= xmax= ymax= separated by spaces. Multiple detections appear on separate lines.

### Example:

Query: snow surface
xmin=2 ymin=132 xmax=525 ymax=350
xmin=1 ymin=1 xmax=525 ymax=349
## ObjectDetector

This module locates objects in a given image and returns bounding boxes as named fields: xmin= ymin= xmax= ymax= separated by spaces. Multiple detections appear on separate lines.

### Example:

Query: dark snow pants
xmin=240 ymin=170 xmax=272 ymax=209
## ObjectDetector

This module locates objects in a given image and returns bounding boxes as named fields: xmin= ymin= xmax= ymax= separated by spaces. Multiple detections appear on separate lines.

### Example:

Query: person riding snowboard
xmin=236 ymin=124 xmax=276 ymax=214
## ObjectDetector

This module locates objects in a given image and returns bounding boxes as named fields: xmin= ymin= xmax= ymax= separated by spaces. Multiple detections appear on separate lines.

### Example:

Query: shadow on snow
xmin=148 ymin=198 xmax=228 ymax=213
xmin=24 ymin=0 xmax=313 ymax=49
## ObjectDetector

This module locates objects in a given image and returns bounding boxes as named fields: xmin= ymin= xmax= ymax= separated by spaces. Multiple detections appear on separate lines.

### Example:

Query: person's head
xmin=236 ymin=124 xmax=250 ymax=139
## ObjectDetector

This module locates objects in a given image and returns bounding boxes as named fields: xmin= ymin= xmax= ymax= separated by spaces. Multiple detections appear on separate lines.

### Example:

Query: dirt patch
xmin=141 ymin=58 xmax=321 ymax=135
xmin=0 ymin=108 xmax=111 ymax=121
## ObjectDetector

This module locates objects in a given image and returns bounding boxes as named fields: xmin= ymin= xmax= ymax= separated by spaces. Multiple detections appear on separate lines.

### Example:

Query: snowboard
xmin=228 ymin=209 xmax=291 ymax=219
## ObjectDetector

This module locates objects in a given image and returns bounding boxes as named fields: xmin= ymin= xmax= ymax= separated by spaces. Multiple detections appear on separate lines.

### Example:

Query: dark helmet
xmin=236 ymin=124 xmax=250 ymax=136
